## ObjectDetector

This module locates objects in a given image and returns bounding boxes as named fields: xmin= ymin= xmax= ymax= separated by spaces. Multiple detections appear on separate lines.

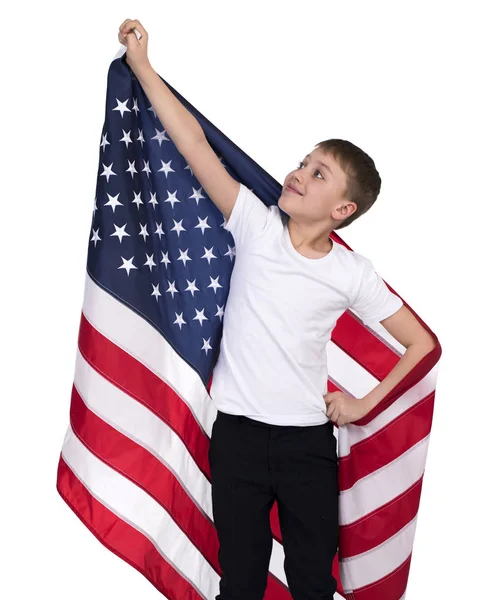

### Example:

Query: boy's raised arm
xmin=121 ymin=20 xmax=239 ymax=221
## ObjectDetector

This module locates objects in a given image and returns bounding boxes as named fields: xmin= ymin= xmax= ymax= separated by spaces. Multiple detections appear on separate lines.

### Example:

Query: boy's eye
xmin=297 ymin=161 xmax=324 ymax=179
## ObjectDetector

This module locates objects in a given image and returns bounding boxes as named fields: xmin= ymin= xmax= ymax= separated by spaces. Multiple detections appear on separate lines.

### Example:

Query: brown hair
xmin=314 ymin=139 xmax=382 ymax=230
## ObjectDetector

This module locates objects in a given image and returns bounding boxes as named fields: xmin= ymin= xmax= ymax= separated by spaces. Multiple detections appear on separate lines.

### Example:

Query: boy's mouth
xmin=285 ymin=184 xmax=303 ymax=195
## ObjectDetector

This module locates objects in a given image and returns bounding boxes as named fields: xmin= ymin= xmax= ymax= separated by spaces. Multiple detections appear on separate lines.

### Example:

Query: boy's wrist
xmin=127 ymin=58 xmax=153 ymax=76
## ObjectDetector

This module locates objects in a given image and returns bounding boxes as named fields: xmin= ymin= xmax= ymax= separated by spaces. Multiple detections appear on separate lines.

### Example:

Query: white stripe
xmin=61 ymin=425 xmax=219 ymax=600
xmin=113 ymin=44 xmax=126 ymax=60
xmin=340 ymin=517 xmax=417 ymax=593
xmin=269 ymin=540 xmax=287 ymax=587
xmin=327 ymin=341 xmax=380 ymax=399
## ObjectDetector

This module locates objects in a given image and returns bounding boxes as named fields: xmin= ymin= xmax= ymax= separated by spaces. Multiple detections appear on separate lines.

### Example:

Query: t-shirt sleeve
xmin=223 ymin=183 xmax=272 ymax=247
xmin=349 ymin=257 xmax=404 ymax=325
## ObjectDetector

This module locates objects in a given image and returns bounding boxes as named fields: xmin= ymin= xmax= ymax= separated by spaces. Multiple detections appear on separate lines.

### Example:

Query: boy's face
xmin=279 ymin=149 xmax=356 ymax=227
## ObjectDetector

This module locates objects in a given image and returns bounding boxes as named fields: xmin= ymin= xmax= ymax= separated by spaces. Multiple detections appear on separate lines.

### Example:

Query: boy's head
xmin=278 ymin=139 xmax=382 ymax=231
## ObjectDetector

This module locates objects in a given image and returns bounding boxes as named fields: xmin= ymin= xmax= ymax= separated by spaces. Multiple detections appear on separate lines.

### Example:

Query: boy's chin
xmin=278 ymin=196 xmax=299 ymax=218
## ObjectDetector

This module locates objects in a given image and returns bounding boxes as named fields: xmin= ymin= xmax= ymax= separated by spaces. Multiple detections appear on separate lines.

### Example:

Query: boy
xmin=119 ymin=19 xmax=436 ymax=600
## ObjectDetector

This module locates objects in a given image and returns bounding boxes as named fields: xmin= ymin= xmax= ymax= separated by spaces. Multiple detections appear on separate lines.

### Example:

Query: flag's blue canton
xmin=87 ymin=54 xmax=283 ymax=384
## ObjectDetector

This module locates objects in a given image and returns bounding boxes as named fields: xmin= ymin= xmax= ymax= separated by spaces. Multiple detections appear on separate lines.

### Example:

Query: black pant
xmin=209 ymin=410 xmax=339 ymax=600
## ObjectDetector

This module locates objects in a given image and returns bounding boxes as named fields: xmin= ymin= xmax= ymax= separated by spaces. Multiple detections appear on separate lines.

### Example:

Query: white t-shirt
xmin=209 ymin=183 xmax=403 ymax=426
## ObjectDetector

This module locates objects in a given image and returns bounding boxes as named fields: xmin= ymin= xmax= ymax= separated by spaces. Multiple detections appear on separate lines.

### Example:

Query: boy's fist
xmin=118 ymin=19 xmax=151 ymax=71
xmin=323 ymin=391 xmax=369 ymax=426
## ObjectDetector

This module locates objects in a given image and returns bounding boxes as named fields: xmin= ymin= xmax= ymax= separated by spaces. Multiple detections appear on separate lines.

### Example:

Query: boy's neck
xmin=287 ymin=217 xmax=334 ymax=259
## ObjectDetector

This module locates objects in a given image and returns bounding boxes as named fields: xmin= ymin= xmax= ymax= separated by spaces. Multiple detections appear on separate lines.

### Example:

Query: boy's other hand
xmin=118 ymin=19 xmax=151 ymax=71
xmin=323 ymin=391 xmax=368 ymax=425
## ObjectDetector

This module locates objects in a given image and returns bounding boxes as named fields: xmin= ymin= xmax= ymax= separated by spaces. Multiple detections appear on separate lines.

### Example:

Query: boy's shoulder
xmin=333 ymin=242 xmax=370 ymax=270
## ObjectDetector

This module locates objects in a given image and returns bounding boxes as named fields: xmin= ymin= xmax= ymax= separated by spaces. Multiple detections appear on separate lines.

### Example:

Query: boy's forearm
xmin=361 ymin=342 xmax=435 ymax=414
xmin=129 ymin=61 xmax=206 ymax=153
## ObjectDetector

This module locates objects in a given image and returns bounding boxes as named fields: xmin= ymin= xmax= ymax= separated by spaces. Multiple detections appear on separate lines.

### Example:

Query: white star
xmin=132 ymin=191 xmax=143 ymax=209
xmin=158 ymin=159 xmax=175 ymax=178
xmin=104 ymin=192 xmax=123 ymax=213
xmin=151 ymin=284 xmax=162 ymax=301
xmin=220 ymin=218 xmax=227 ymax=228
xmin=144 ymin=253 xmax=157 ymax=271
xmin=151 ymin=128 xmax=170 ymax=146
xmin=148 ymin=105 xmax=159 ymax=119
xmin=90 ymin=228 xmax=102 ymax=247
xmin=201 ymin=337 xmax=213 ymax=355
xmin=148 ymin=191 xmax=158 ymax=209
xmin=120 ymin=129 xmax=133 ymax=148
xmin=93 ymin=197 xmax=98 ymax=215
xmin=110 ymin=223 xmax=130 ymax=243
xmin=184 ymin=164 xmax=194 ymax=176
xmin=173 ymin=312 xmax=187 ymax=330
xmin=193 ymin=308 xmax=208 ymax=326
xmin=132 ymin=98 xmax=140 ymax=116
xmin=164 ymin=190 xmax=181 ymax=208
xmin=139 ymin=223 xmax=149 ymax=241
xmin=185 ymin=279 xmax=200 ymax=296
xmin=118 ymin=256 xmax=137 ymax=275
xmin=100 ymin=132 xmax=110 ymax=152
xmin=155 ymin=222 xmax=165 ymax=239
xmin=137 ymin=128 xmax=145 ymax=146
xmin=112 ymin=98 xmax=131 ymax=117
xmin=208 ymin=276 xmax=223 ymax=294
xmin=201 ymin=246 xmax=217 ymax=264
xmin=142 ymin=159 xmax=152 ymax=177
xmin=171 ymin=219 xmax=186 ymax=237
xmin=166 ymin=280 xmax=179 ymax=298
xmin=189 ymin=187 xmax=205 ymax=206
xmin=215 ymin=304 xmax=225 ymax=320
xmin=126 ymin=159 xmax=137 ymax=177
xmin=195 ymin=216 xmax=211 ymax=234
xmin=224 ymin=244 xmax=236 ymax=261
xmin=100 ymin=162 xmax=117 ymax=182
xmin=177 ymin=249 xmax=192 ymax=266
xmin=160 ymin=251 xmax=171 ymax=268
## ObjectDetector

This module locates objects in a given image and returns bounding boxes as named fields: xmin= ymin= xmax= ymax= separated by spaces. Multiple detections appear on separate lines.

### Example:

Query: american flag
xmin=56 ymin=46 xmax=442 ymax=600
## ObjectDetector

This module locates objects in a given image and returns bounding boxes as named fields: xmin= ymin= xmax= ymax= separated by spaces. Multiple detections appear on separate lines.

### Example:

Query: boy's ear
xmin=333 ymin=201 xmax=357 ymax=220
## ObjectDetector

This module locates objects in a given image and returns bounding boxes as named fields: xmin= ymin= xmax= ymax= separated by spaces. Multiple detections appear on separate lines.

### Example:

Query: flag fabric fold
xmin=56 ymin=46 xmax=442 ymax=600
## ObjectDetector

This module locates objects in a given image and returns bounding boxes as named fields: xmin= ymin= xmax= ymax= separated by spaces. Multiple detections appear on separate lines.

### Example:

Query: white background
xmin=3 ymin=1 xmax=485 ymax=598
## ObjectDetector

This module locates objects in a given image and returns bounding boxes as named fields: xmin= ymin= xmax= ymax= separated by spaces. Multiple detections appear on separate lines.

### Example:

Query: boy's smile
xmin=284 ymin=183 xmax=303 ymax=195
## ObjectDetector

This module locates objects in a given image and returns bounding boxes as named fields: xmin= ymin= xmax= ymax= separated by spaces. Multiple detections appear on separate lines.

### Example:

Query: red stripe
xmin=56 ymin=457 xmax=200 ymax=600
xmin=332 ymin=311 xmax=402 ymax=381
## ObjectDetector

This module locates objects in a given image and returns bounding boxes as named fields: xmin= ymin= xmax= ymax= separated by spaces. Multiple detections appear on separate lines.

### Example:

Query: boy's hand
xmin=323 ymin=391 xmax=369 ymax=426
xmin=118 ymin=19 xmax=151 ymax=71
